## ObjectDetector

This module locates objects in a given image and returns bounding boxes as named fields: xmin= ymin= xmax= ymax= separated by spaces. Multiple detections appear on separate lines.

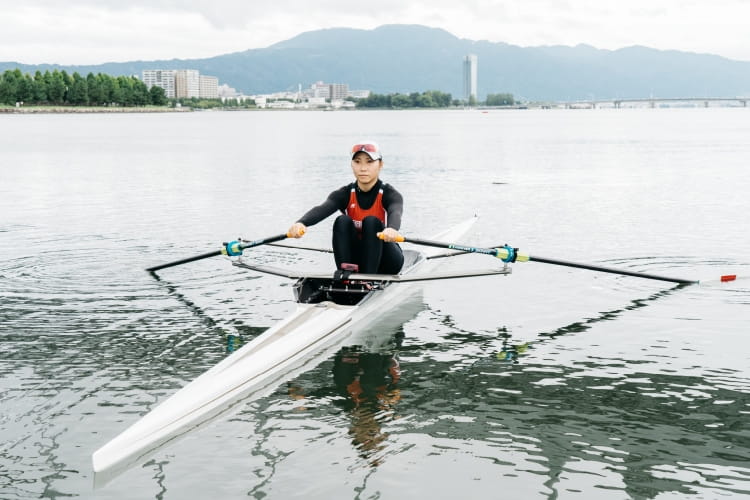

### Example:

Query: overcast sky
xmin=2 ymin=0 xmax=749 ymax=65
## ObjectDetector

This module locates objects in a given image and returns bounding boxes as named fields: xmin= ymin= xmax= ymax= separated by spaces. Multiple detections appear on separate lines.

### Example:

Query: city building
xmin=463 ymin=54 xmax=478 ymax=103
xmin=304 ymin=81 xmax=350 ymax=101
xmin=142 ymin=70 xmax=176 ymax=98
xmin=245 ymin=80 xmax=371 ymax=109
xmin=308 ymin=81 xmax=330 ymax=99
xmin=175 ymin=70 xmax=200 ymax=99
xmin=329 ymin=83 xmax=349 ymax=100
xmin=307 ymin=97 xmax=327 ymax=107
xmin=199 ymin=75 xmax=219 ymax=99
xmin=141 ymin=69 xmax=220 ymax=99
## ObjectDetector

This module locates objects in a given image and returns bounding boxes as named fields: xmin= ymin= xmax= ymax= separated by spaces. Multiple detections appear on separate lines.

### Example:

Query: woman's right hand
xmin=287 ymin=222 xmax=306 ymax=238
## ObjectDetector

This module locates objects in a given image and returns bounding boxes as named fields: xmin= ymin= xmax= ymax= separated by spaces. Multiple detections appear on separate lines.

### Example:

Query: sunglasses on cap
xmin=351 ymin=143 xmax=379 ymax=154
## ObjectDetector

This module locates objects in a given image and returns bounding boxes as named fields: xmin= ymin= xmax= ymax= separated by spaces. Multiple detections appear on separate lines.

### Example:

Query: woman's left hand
xmin=380 ymin=227 xmax=402 ymax=243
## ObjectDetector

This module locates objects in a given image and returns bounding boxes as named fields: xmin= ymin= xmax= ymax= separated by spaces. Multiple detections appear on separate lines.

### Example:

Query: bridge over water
xmin=563 ymin=97 xmax=748 ymax=108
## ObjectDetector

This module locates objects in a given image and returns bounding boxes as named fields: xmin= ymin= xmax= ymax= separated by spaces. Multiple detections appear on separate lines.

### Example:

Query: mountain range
xmin=3 ymin=24 xmax=750 ymax=101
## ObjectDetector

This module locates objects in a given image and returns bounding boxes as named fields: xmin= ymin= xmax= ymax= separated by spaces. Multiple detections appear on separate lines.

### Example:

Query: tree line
xmin=1 ymin=67 xmax=517 ymax=110
xmin=355 ymin=90 xmax=515 ymax=108
xmin=356 ymin=90 xmax=455 ymax=108
xmin=0 ymin=68 xmax=168 ymax=107
xmin=485 ymin=93 xmax=515 ymax=106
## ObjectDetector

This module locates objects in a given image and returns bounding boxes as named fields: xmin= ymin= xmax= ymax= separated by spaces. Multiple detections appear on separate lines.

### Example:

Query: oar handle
xmin=375 ymin=231 xmax=405 ymax=243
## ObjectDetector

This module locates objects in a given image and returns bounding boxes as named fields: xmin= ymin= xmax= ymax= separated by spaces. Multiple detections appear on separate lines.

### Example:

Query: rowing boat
xmin=92 ymin=216 xmax=511 ymax=482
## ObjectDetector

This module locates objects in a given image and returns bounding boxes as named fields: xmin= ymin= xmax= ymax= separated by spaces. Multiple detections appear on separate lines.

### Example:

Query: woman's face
xmin=351 ymin=152 xmax=383 ymax=189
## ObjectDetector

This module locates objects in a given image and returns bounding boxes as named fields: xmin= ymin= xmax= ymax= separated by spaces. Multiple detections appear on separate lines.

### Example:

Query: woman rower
xmin=287 ymin=140 xmax=404 ymax=274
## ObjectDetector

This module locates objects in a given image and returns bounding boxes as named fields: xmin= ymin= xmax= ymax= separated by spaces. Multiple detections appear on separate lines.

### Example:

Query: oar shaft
xmin=238 ymin=233 xmax=288 ymax=251
xmin=400 ymin=236 xmax=695 ymax=285
xmin=147 ymin=250 xmax=222 ymax=272
xmin=528 ymin=255 xmax=697 ymax=284
xmin=401 ymin=237 xmax=500 ymax=257
xmin=147 ymin=233 xmax=289 ymax=273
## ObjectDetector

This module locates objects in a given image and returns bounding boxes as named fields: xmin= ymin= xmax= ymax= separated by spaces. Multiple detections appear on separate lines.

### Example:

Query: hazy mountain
xmin=3 ymin=24 xmax=750 ymax=101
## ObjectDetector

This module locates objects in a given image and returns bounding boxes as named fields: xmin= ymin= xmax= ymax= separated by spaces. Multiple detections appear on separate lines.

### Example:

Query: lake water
xmin=1 ymin=108 xmax=749 ymax=499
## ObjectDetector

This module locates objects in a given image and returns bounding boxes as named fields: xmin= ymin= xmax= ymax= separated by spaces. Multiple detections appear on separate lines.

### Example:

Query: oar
xmin=386 ymin=234 xmax=703 ymax=285
xmin=146 ymin=233 xmax=291 ymax=272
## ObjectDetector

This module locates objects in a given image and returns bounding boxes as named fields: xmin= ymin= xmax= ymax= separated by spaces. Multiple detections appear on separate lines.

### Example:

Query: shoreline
xmin=0 ymin=106 xmax=191 ymax=114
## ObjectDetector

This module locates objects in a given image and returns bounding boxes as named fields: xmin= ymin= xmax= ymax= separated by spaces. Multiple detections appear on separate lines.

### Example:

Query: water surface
xmin=1 ymin=109 xmax=749 ymax=499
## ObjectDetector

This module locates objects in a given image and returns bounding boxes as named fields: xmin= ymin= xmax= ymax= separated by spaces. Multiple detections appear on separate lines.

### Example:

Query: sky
xmin=2 ymin=0 xmax=750 ymax=65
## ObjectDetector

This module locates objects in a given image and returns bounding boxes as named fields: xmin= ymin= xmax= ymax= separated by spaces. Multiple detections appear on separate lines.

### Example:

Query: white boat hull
xmin=92 ymin=217 xmax=480 ymax=481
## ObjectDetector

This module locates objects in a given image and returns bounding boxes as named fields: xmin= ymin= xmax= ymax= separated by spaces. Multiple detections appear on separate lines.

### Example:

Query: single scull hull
xmin=92 ymin=217 xmax=479 ymax=481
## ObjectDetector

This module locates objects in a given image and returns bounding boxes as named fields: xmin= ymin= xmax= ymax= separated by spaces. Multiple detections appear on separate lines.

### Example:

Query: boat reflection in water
xmin=283 ymin=296 xmax=425 ymax=467
xmin=334 ymin=339 xmax=403 ymax=464
xmin=285 ymin=332 xmax=405 ymax=467
xmin=230 ymin=326 xmax=404 ymax=467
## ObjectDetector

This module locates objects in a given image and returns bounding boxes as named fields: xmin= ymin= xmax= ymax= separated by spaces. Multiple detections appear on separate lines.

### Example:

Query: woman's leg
xmin=379 ymin=241 xmax=404 ymax=274
xmin=360 ymin=216 xmax=404 ymax=274
xmin=332 ymin=215 xmax=358 ymax=269
xmin=336 ymin=216 xmax=404 ymax=274
xmin=359 ymin=216 xmax=384 ymax=273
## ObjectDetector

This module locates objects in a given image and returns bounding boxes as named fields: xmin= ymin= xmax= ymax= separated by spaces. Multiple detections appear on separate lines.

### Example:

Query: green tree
xmin=391 ymin=94 xmax=412 ymax=108
xmin=358 ymin=93 xmax=390 ymax=108
xmin=47 ymin=70 xmax=66 ymax=104
xmin=486 ymin=93 xmax=515 ymax=106
xmin=418 ymin=90 xmax=451 ymax=107
xmin=131 ymin=78 xmax=149 ymax=105
xmin=415 ymin=92 xmax=434 ymax=107
xmin=100 ymin=74 xmax=119 ymax=105
xmin=357 ymin=90 xmax=454 ymax=109
xmin=60 ymin=70 xmax=72 ymax=102
xmin=86 ymin=73 xmax=104 ymax=105
xmin=434 ymin=90 xmax=453 ymax=107
xmin=0 ymin=69 xmax=19 ymax=104
xmin=33 ymin=71 xmax=48 ymax=103
xmin=68 ymin=72 xmax=89 ymax=105
xmin=149 ymin=84 xmax=167 ymax=105
xmin=17 ymin=73 xmax=34 ymax=103
xmin=117 ymin=76 xmax=134 ymax=106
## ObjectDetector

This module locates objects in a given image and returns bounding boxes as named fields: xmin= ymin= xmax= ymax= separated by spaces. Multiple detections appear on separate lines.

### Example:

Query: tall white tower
xmin=463 ymin=54 xmax=478 ymax=103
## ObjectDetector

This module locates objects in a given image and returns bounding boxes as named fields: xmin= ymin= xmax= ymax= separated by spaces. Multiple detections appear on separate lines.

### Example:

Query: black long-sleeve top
xmin=297 ymin=180 xmax=403 ymax=230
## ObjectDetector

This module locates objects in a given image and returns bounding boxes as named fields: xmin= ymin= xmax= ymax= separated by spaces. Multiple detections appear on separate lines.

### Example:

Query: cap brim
xmin=352 ymin=151 xmax=382 ymax=160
